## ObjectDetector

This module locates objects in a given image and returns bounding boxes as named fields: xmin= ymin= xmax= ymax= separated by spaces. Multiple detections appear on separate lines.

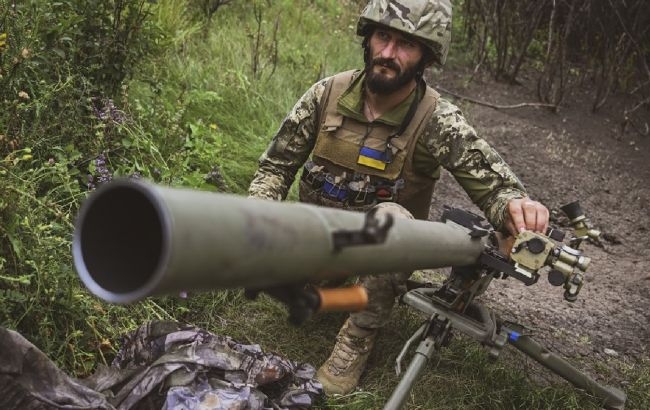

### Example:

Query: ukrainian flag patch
xmin=357 ymin=146 xmax=387 ymax=170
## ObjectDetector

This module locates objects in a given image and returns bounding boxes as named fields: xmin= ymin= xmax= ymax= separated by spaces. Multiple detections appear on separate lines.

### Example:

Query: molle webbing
xmin=304 ymin=70 xmax=440 ymax=220
xmin=314 ymin=120 xmax=410 ymax=179
xmin=313 ymin=71 xmax=439 ymax=177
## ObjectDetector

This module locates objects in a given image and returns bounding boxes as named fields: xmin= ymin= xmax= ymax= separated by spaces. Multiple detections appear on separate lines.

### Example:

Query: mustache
xmin=371 ymin=58 xmax=400 ymax=73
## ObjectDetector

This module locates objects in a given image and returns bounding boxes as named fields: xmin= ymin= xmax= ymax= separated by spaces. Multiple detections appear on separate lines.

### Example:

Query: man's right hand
xmin=504 ymin=197 xmax=549 ymax=237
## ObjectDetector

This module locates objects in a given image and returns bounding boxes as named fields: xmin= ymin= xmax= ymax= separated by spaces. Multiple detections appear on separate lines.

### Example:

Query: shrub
xmin=0 ymin=0 xmax=165 ymax=372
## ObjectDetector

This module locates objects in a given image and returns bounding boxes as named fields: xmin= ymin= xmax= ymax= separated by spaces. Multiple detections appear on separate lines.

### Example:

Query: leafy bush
xmin=0 ymin=0 xmax=165 ymax=372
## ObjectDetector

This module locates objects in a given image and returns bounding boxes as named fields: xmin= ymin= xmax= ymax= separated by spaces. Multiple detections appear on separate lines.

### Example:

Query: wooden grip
xmin=316 ymin=285 xmax=368 ymax=312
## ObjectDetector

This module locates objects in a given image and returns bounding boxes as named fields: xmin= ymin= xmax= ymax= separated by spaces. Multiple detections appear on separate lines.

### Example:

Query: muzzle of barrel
xmin=73 ymin=179 xmax=172 ymax=304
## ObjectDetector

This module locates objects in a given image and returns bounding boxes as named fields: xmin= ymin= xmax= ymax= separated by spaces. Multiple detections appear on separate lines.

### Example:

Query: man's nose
xmin=379 ymin=40 xmax=398 ymax=59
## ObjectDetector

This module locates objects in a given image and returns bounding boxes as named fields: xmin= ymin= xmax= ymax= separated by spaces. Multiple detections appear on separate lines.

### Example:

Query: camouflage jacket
xmin=248 ymin=71 xmax=526 ymax=231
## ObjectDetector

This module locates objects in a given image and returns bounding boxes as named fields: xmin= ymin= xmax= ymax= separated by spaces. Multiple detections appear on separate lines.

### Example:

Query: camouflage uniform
xmin=248 ymin=71 xmax=526 ymax=328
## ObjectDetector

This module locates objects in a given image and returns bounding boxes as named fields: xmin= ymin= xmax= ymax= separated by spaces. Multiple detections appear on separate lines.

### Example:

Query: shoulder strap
xmin=317 ymin=69 xmax=359 ymax=132
xmin=387 ymin=84 xmax=440 ymax=160
xmin=411 ymin=85 xmax=440 ymax=127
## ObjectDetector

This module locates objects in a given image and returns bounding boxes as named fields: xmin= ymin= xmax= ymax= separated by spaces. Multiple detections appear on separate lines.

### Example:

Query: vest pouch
xmin=301 ymin=160 xmax=326 ymax=189
xmin=322 ymin=174 xmax=348 ymax=201
xmin=348 ymin=179 xmax=376 ymax=206
xmin=375 ymin=179 xmax=405 ymax=203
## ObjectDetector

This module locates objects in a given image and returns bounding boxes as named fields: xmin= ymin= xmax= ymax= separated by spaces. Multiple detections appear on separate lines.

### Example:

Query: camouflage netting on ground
xmin=0 ymin=321 xmax=323 ymax=410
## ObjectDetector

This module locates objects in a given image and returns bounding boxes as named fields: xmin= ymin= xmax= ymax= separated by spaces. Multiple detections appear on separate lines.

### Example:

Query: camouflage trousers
xmin=349 ymin=202 xmax=414 ymax=330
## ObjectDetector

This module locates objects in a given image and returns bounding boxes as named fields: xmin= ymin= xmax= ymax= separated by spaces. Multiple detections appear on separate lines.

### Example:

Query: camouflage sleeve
xmin=423 ymin=98 xmax=527 ymax=230
xmin=247 ymin=78 xmax=329 ymax=200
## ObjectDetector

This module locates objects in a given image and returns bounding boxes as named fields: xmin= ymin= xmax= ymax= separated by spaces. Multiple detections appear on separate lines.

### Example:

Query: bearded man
xmin=248 ymin=0 xmax=548 ymax=395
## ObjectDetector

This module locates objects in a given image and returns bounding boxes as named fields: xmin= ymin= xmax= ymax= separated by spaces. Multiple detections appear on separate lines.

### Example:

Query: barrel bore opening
xmin=79 ymin=184 xmax=165 ymax=294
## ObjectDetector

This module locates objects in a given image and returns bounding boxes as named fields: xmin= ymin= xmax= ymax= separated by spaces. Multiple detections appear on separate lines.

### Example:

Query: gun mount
xmin=384 ymin=208 xmax=625 ymax=410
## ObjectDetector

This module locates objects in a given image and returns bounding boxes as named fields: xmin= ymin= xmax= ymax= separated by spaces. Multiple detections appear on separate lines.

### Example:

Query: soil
xmin=424 ymin=68 xmax=650 ymax=384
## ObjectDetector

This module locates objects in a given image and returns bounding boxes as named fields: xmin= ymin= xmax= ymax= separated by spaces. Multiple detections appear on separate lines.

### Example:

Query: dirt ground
xmin=425 ymin=68 xmax=650 ymax=384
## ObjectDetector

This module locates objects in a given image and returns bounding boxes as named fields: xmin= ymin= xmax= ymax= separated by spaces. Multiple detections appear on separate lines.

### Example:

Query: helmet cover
xmin=357 ymin=0 xmax=452 ymax=66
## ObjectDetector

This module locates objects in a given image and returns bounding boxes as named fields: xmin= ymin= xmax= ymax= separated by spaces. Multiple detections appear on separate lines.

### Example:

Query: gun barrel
xmin=73 ymin=179 xmax=487 ymax=304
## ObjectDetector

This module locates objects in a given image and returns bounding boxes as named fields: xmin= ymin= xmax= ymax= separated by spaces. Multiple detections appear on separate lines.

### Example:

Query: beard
xmin=365 ymin=57 xmax=419 ymax=95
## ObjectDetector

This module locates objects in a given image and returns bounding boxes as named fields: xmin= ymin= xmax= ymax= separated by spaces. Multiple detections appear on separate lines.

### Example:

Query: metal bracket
xmin=332 ymin=207 xmax=394 ymax=251
xmin=441 ymin=206 xmax=490 ymax=238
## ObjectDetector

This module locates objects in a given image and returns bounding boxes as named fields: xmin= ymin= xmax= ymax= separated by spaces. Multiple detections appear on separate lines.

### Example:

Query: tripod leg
xmin=509 ymin=333 xmax=627 ymax=410
xmin=383 ymin=335 xmax=438 ymax=410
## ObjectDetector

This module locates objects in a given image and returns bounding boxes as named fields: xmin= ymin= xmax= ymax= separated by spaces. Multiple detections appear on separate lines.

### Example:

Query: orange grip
xmin=497 ymin=233 xmax=516 ymax=258
xmin=316 ymin=285 xmax=369 ymax=312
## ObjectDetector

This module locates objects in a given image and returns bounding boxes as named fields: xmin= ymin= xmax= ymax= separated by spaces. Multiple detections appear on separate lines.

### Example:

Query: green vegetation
xmin=1 ymin=0 xmax=648 ymax=408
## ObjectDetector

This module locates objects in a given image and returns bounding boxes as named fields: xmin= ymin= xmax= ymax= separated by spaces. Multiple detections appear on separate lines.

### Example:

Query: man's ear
xmin=415 ymin=53 xmax=434 ymax=78
xmin=421 ymin=47 xmax=437 ymax=68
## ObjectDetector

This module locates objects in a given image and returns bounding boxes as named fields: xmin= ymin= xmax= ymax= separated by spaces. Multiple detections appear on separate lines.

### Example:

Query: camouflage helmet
xmin=357 ymin=0 xmax=452 ymax=66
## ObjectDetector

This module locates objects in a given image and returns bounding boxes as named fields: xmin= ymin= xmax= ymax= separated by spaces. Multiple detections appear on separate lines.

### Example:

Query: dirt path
xmin=426 ymin=69 xmax=650 ymax=381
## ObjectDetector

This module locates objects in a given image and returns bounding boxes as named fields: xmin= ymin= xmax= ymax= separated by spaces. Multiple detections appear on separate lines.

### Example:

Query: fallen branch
xmin=621 ymin=94 xmax=650 ymax=136
xmin=624 ymin=94 xmax=650 ymax=117
xmin=436 ymin=86 xmax=558 ymax=110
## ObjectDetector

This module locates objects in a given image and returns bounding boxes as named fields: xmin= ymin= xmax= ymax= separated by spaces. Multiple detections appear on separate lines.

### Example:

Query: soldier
xmin=248 ymin=0 xmax=549 ymax=395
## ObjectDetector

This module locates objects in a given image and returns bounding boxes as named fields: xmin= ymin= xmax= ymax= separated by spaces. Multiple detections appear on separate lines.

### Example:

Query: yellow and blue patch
xmin=357 ymin=146 xmax=387 ymax=170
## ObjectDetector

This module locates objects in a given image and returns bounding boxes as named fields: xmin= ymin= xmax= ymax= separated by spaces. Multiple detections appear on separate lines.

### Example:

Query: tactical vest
xmin=299 ymin=70 xmax=440 ymax=220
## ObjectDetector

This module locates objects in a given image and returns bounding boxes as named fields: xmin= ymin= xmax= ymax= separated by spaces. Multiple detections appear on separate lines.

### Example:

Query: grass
xmin=128 ymin=0 xmax=362 ymax=193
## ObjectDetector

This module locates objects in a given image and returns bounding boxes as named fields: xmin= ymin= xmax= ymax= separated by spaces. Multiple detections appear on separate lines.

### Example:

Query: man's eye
xmin=401 ymin=40 xmax=416 ymax=49
xmin=377 ymin=31 xmax=390 ymax=40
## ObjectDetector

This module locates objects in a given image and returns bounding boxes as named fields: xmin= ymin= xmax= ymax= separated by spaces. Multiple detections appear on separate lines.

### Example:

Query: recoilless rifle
xmin=73 ymin=179 xmax=626 ymax=409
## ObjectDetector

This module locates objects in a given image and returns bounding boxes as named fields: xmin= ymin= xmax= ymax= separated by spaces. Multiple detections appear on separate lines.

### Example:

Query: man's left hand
xmin=504 ymin=198 xmax=549 ymax=237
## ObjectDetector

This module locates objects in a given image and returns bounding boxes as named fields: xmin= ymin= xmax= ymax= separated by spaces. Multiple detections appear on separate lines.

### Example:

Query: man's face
xmin=365 ymin=27 xmax=425 ymax=95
